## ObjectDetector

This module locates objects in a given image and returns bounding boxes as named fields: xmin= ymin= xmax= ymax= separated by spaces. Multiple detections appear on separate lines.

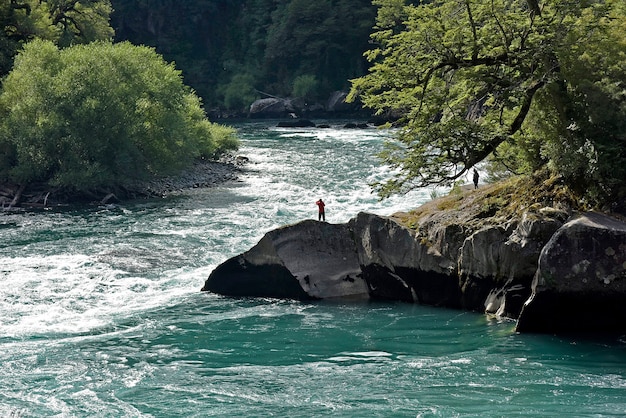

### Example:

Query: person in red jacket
xmin=316 ymin=199 xmax=326 ymax=221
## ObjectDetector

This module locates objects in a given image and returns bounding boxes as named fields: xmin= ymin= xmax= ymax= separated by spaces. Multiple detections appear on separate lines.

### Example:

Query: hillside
xmin=110 ymin=0 xmax=376 ymax=114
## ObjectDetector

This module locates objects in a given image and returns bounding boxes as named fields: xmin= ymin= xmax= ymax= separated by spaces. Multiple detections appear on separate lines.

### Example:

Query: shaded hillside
xmin=110 ymin=0 xmax=376 ymax=113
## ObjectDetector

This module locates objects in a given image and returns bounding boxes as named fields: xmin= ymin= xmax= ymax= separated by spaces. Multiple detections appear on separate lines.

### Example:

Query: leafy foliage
xmin=350 ymin=0 xmax=626 ymax=206
xmin=219 ymin=73 xmax=257 ymax=112
xmin=0 ymin=0 xmax=113 ymax=77
xmin=292 ymin=74 xmax=319 ymax=100
xmin=0 ymin=40 xmax=237 ymax=190
xmin=110 ymin=0 xmax=376 ymax=109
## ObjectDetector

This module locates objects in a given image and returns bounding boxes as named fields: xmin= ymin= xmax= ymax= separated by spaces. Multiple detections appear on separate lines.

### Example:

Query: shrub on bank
xmin=0 ymin=39 xmax=238 ymax=192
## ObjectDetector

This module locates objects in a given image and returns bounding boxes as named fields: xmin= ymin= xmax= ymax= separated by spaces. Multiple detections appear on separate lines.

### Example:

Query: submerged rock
xmin=276 ymin=119 xmax=316 ymax=128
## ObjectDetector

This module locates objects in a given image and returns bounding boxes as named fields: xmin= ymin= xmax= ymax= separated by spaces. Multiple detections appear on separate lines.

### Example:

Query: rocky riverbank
xmin=121 ymin=156 xmax=245 ymax=200
xmin=0 ymin=156 xmax=245 ymax=209
xmin=203 ymin=173 xmax=626 ymax=335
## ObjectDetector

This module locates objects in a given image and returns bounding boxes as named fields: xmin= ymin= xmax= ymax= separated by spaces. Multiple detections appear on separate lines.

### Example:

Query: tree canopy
xmin=350 ymin=0 xmax=626 ymax=206
xmin=2 ymin=1 xmax=378 ymax=112
xmin=0 ymin=40 xmax=238 ymax=191
xmin=110 ymin=0 xmax=376 ymax=110
xmin=0 ymin=0 xmax=113 ymax=77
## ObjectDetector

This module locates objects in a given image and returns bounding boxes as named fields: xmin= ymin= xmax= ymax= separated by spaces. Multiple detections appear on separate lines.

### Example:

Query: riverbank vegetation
xmin=0 ymin=40 xmax=237 ymax=190
xmin=0 ymin=1 xmax=238 ymax=206
xmin=350 ymin=0 xmax=626 ymax=211
xmin=396 ymin=169 xmax=582 ymax=234
xmin=0 ymin=39 xmax=237 ymax=206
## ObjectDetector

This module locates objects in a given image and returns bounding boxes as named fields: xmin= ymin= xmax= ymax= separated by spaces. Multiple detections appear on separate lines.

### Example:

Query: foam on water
xmin=234 ymin=124 xmax=427 ymax=224
xmin=1 ymin=123 xmax=419 ymax=340
xmin=1 ymin=121 xmax=625 ymax=417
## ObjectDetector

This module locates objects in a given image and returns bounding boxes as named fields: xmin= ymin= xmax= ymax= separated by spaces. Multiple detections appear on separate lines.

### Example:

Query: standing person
xmin=316 ymin=199 xmax=326 ymax=221
xmin=473 ymin=168 xmax=479 ymax=189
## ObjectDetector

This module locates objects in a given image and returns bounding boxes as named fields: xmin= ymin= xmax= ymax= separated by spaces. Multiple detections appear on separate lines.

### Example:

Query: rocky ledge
xmin=0 ymin=156 xmax=245 ymax=209
xmin=203 ymin=178 xmax=626 ymax=335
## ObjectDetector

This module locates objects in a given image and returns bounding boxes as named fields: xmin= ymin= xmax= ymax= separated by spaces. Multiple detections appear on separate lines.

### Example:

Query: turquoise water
xmin=1 ymin=121 xmax=625 ymax=417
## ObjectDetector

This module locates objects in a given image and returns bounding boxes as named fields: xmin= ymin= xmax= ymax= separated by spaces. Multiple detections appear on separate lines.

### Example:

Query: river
xmin=1 ymin=121 xmax=625 ymax=417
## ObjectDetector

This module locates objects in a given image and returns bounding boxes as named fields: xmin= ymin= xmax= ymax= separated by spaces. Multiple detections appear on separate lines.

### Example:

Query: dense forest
xmin=110 ymin=0 xmax=377 ymax=113
xmin=1 ymin=0 xmax=378 ymax=113
xmin=2 ymin=0 xmax=626 ymax=212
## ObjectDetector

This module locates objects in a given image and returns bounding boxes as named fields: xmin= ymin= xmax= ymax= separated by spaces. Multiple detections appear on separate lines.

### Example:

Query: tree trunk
xmin=9 ymin=184 xmax=26 ymax=208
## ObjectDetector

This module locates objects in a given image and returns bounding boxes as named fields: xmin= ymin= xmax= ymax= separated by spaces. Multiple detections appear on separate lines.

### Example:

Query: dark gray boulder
xmin=249 ymin=98 xmax=295 ymax=118
xmin=202 ymin=220 xmax=369 ymax=300
xmin=516 ymin=212 xmax=626 ymax=334
xmin=351 ymin=212 xmax=460 ymax=305
xmin=461 ymin=213 xmax=563 ymax=317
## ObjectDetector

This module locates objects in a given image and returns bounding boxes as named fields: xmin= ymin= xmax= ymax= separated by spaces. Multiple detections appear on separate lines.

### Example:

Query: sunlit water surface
xmin=1 ymin=121 xmax=625 ymax=417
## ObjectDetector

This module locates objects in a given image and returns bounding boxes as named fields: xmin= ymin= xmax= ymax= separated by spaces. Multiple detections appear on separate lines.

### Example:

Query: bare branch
xmin=491 ymin=0 xmax=511 ymax=53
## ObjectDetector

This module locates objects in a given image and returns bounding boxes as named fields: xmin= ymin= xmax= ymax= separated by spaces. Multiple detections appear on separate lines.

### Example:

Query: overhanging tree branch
xmin=353 ymin=0 xmax=621 ymax=198
xmin=465 ymin=0 xmax=479 ymax=60
xmin=464 ymin=79 xmax=545 ymax=169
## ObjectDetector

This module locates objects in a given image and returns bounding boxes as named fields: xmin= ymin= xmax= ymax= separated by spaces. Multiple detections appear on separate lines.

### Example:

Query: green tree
xmin=48 ymin=0 xmax=114 ymax=47
xmin=219 ymin=72 xmax=258 ymax=112
xmin=0 ymin=0 xmax=113 ymax=77
xmin=292 ymin=74 xmax=318 ymax=100
xmin=0 ymin=39 xmax=237 ymax=191
xmin=350 ymin=0 xmax=626 ymax=205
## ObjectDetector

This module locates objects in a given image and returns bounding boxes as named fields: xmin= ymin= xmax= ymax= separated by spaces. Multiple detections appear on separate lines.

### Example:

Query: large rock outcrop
xmin=203 ymin=209 xmax=560 ymax=318
xmin=203 ymin=220 xmax=368 ymax=300
xmin=203 ymin=188 xmax=626 ymax=334
xmin=516 ymin=212 xmax=626 ymax=333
